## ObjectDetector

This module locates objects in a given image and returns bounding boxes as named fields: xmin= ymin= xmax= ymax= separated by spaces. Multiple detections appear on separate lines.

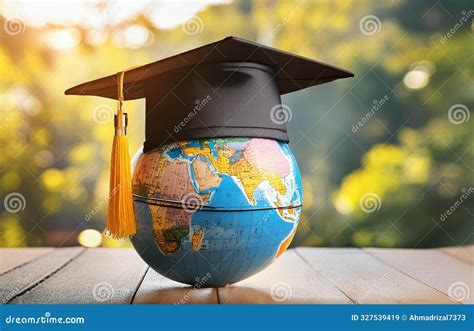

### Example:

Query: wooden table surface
xmin=1 ymin=246 xmax=472 ymax=304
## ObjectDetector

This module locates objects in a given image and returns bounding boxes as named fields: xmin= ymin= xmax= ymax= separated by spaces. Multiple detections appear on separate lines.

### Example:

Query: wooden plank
xmin=0 ymin=247 xmax=84 ymax=304
xmin=0 ymin=248 xmax=53 ymax=274
xmin=133 ymin=268 xmax=218 ymax=304
xmin=365 ymin=248 xmax=474 ymax=304
xmin=10 ymin=248 xmax=148 ymax=304
xmin=440 ymin=245 xmax=474 ymax=265
xmin=297 ymin=247 xmax=455 ymax=304
xmin=218 ymin=250 xmax=352 ymax=304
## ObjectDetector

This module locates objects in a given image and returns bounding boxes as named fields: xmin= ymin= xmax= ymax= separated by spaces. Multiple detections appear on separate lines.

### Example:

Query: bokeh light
xmin=35 ymin=150 xmax=55 ymax=168
xmin=112 ymin=25 xmax=152 ymax=49
xmin=78 ymin=229 xmax=103 ymax=247
xmin=403 ymin=69 xmax=429 ymax=89
xmin=42 ymin=28 xmax=81 ymax=50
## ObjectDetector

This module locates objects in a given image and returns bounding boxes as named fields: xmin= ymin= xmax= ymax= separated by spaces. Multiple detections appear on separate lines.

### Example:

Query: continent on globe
xmin=244 ymin=138 xmax=290 ymax=177
xmin=134 ymin=152 xmax=212 ymax=255
xmin=133 ymin=153 xmax=194 ymax=201
xmin=191 ymin=228 xmax=204 ymax=251
xmin=191 ymin=157 xmax=222 ymax=192
xmin=182 ymin=138 xmax=289 ymax=205
xmin=147 ymin=206 xmax=188 ymax=255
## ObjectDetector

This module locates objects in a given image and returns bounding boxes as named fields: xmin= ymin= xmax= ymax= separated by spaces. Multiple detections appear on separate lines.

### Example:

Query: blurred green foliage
xmin=0 ymin=0 xmax=472 ymax=248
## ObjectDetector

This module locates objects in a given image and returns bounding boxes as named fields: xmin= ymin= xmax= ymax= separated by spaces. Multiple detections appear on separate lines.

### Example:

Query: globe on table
xmin=130 ymin=137 xmax=302 ymax=286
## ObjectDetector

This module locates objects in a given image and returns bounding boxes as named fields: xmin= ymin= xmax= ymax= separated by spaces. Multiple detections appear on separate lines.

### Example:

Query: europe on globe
xmin=131 ymin=137 xmax=302 ymax=286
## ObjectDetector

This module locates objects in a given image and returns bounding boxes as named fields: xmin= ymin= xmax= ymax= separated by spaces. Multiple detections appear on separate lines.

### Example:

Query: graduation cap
xmin=65 ymin=36 xmax=353 ymax=239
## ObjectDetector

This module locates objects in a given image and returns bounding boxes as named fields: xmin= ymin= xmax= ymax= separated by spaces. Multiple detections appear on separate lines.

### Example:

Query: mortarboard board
xmin=65 ymin=36 xmax=353 ymax=238
xmin=66 ymin=36 xmax=353 ymax=152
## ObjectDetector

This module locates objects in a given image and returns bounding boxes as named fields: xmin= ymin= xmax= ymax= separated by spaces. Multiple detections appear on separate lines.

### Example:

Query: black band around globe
xmin=143 ymin=62 xmax=288 ymax=152
xmin=132 ymin=194 xmax=302 ymax=211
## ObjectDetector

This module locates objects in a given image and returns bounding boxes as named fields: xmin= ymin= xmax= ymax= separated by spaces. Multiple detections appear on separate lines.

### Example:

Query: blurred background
xmin=0 ymin=0 xmax=472 ymax=249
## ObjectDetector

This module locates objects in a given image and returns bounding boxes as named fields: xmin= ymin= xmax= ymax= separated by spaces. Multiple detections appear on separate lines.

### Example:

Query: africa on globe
xmin=131 ymin=137 xmax=302 ymax=286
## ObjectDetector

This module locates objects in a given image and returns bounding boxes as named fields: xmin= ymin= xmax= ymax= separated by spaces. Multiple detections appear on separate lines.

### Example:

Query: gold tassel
xmin=105 ymin=71 xmax=136 ymax=239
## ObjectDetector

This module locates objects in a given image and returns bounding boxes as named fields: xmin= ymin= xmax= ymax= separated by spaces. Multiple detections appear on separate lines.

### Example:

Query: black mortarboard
xmin=65 ymin=36 xmax=353 ymax=152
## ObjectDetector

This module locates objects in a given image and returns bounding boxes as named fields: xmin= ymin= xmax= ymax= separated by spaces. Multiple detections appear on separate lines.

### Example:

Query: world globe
xmin=130 ymin=137 xmax=302 ymax=286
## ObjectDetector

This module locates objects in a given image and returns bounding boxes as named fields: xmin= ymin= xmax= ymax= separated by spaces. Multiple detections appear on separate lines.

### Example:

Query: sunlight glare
xmin=42 ymin=29 xmax=80 ymax=50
